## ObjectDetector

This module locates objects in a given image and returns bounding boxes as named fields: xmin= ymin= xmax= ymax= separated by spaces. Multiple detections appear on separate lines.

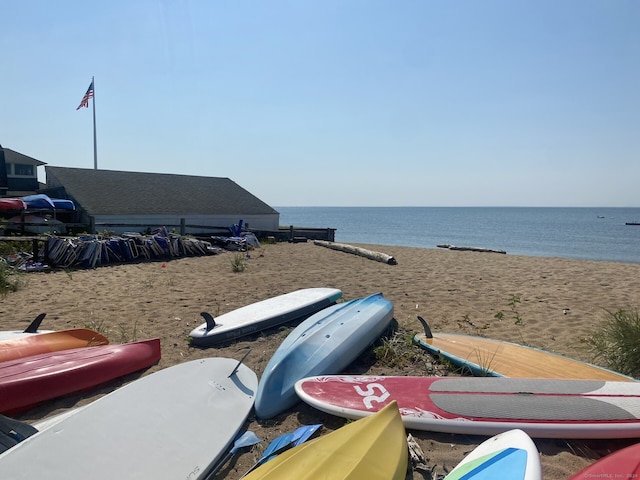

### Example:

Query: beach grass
xmin=589 ymin=308 xmax=640 ymax=378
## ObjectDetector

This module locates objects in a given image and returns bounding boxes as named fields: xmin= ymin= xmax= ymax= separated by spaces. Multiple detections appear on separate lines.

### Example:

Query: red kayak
xmin=0 ymin=338 xmax=161 ymax=414
xmin=0 ymin=198 xmax=27 ymax=212
xmin=568 ymin=442 xmax=640 ymax=479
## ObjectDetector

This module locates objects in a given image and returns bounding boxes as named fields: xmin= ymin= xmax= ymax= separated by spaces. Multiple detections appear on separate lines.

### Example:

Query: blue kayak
xmin=255 ymin=292 xmax=394 ymax=419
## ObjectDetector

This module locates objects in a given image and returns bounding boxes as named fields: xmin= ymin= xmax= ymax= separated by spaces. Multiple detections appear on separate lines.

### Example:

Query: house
xmin=42 ymin=166 xmax=280 ymax=235
xmin=0 ymin=145 xmax=45 ymax=196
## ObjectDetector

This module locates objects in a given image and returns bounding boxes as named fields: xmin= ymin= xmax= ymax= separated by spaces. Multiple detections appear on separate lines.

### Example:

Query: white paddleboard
xmin=0 ymin=357 xmax=257 ymax=480
xmin=0 ymin=314 xmax=52 ymax=342
xmin=189 ymin=288 xmax=342 ymax=346
xmin=444 ymin=429 xmax=542 ymax=480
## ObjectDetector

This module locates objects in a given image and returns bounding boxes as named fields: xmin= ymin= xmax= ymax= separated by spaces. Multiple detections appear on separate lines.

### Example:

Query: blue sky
xmin=2 ymin=1 xmax=638 ymax=207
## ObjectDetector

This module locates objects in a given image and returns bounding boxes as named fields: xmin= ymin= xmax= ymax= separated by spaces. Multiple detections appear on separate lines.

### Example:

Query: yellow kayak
xmin=243 ymin=401 xmax=408 ymax=479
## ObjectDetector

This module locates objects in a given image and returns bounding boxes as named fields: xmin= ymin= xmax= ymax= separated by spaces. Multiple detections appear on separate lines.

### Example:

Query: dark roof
xmin=45 ymin=166 xmax=278 ymax=216
xmin=0 ymin=147 xmax=46 ymax=166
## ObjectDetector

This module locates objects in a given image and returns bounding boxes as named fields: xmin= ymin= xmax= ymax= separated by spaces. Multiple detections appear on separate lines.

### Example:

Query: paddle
xmin=203 ymin=430 xmax=262 ymax=480
xmin=0 ymin=415 xmax=38 ymax=454
xmin=240 ymin=424 xmax=322 ymax=477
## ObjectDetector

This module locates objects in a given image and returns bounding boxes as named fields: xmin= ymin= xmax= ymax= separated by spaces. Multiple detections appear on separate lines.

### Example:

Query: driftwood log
xmin=437 ymin=244 xmax=507 ymax=254
xmin=313 ymin=240 xmax=397 ymax=265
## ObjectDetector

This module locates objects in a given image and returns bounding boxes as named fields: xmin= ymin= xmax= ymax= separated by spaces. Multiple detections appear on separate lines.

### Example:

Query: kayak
xmin=255 ymin=292 xmax=394 ymax=418
xmin=0 ymin=339 xmax=161 ymax=414
xmin=243 ymin=400 xmax=407 ymax=479
xmin=0 ymin=329 xmax=108 ymax=363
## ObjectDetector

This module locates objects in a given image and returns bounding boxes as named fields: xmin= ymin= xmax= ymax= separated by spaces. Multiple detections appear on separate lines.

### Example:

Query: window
xmin=13 ymin=164 xmax=34 ymax=176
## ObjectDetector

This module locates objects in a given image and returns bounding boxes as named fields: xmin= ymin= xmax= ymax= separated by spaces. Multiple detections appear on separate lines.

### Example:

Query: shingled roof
xmin=45 ymin=166 xmax=278 ymax=216
xmin=0 ymin=146 xmax=46 ymax=166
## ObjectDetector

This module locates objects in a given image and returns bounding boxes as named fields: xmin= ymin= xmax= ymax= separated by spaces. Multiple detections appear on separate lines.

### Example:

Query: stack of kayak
xmin=0 ymin=315 xmax=161 ymax=415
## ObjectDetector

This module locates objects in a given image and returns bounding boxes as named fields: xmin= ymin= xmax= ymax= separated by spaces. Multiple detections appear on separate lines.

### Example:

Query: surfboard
xmin=0 ymin=357 xmax=257 ymax=480
xmin=189 ymin=287 xmax=343 ymax=347
xmin=567 ymin=442 xmax=640 ymax=480
xmin=413 ymin=316 xmax=637 ymax=381
xmin=243 ymin=401 xmax=407 ymax=480
xmin=0 ymin=314 xmax=52 ymax=342
xmin=254 ymin=292 xmax=394 ymax=419
xmin=0 ymin=328 xmax=109 ymax=363
xmin=444 ymin=429 xmax=541 ymax=480
xmin=0 ymin=338 xmax=161 ymax=414
xmin=294 ymin=375 xmax=640 ymax=438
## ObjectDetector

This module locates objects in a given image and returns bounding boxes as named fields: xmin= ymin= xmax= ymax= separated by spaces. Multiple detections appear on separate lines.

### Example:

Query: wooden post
xmin=44 ymin=238 xmax=49 ymax=264
xmin=180 ymin=218 xmax=186 ymax=236
xmin=32 ymin=238 xmax=39 ymax=262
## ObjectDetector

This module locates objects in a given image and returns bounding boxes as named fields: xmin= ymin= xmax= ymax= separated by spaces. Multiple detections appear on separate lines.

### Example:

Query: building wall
xmin=91 ymin=213 xmax=279 ymax=235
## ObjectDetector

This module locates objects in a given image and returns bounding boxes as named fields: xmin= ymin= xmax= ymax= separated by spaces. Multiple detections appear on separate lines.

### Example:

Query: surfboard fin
xmin=228 ymin=348 xmax=251 ymax=378
xmin=24 ymin=313 xmax=46 ymax=333
xmin=200 ymin=312 xmax=216 ymax=331
xmin=416 ymin=316 xmax=433 ymax=339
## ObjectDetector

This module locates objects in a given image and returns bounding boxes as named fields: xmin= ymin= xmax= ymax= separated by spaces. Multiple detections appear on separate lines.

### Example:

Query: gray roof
xmin=45 ymin=166 xmax=278 ymax=216
xmin=0 ymin=147 xmax=46 ymax=166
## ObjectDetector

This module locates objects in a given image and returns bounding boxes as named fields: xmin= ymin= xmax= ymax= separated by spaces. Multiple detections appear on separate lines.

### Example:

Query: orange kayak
xmin=0 ymin=329 xmax=109 ymax=363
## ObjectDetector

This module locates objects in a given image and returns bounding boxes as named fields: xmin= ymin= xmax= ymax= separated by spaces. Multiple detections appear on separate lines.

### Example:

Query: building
xmin=0 ymin=145 xmax=44 ymax=196
xmin=42 ymin=166 xmax=280 ymax=234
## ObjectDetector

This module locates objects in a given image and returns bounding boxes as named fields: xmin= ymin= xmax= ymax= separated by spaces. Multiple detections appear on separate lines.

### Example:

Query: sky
xmin=1 ymin=1 xmax=639 ymax=207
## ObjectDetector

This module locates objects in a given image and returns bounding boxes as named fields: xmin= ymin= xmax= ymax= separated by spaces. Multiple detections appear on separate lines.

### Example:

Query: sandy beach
xmin=3 ymin=240 xmax=640 ymax=479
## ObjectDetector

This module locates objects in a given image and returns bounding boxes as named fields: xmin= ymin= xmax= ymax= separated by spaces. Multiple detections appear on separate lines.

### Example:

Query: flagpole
xmin=92 ymin=76 xmax=98 ymax=170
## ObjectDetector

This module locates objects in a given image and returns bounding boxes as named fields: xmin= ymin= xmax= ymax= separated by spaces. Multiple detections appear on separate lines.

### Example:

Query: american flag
xmin=76 ymin=80 xmax=94 ymax=110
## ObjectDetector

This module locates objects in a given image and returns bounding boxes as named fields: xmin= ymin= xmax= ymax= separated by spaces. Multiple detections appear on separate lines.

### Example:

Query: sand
xmin=3 ymin=240 xmax=640 ymax=478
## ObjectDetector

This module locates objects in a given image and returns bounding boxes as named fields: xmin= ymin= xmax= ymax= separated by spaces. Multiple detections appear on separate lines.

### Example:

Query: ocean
xmin=276 ymin=207 xmax=640 ymax=264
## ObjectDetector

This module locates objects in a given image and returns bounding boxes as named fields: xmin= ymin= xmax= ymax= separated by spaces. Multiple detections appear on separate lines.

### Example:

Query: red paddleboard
xmin=568 ymin=442 xmax=640 ymax=479
xmin=0 ymin=329 xmax=109 ymax=363
xmin=0 ymin=338 xmax=161 ymax=414
xmin=295 ymin=375 xmax=640 ymax=438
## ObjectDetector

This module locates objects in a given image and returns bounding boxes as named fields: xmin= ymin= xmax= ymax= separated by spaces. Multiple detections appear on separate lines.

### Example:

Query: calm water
xmin=276 ymin=207 xmax=640 ymax=264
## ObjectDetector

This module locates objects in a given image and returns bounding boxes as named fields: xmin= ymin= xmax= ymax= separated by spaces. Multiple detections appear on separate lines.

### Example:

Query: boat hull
xmin=0 ymin=329 xmax=108 ymax=363
xmin=243 ymin=401 xmax=407 ymax=480
xmin=255 ymin=292 xmax=394 ymax=419
xmin=0 ymin=339 xmax=162 ymax=414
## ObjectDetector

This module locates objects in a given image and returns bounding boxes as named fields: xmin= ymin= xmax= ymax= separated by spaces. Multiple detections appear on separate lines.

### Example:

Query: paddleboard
xmin=0 ymin=357 xmax=257 ymax=479
xmin=0 ymin=329 xmax=109 ymax=363
xmin=189 ymin=287 xmax=343 ymax=347
xmin=0 ymin=338 xmax=161 ymax=414
xmin=567 ymin=442 xmax=640 ymax=480
xmin=243 ymin=401 xmax=408 ymax=480
xmin=414 ymin=316 xmax=637 ymax=381
xmin=444 ymin=429 xmax=541 ymax=480
xmin=0 ymin=314 xmax=52 ymax=342
xmin=254 ymin=292 xmax=394 ymax=419
xmin=295 ymin=375 xmax=640 ymax=438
